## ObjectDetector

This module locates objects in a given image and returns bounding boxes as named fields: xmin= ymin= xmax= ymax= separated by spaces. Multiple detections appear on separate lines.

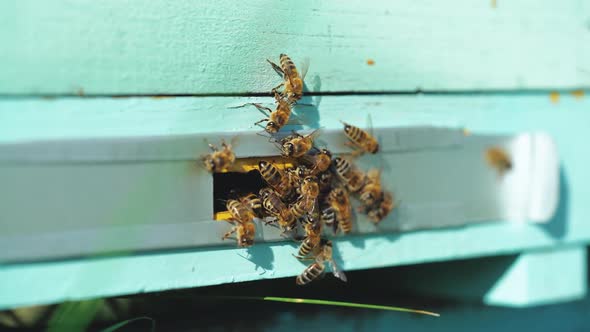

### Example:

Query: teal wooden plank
xmin=0 ymin=93 xmax=587 ymax=308
xmin=1 ymin=0 xmax=589 ymax=95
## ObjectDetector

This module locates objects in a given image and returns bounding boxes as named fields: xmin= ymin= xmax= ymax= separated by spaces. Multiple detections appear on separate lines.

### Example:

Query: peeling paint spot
xmin=366 ymin=59 xmax=375 ymax=66
xmin=570 ymin=90 xmax=585 ymax=100
xmin=549 ymin=91 xmax=560 ymax=104
xmin=76 ymin=88 xmax=85 ymax=97
xmin=463 ymin=128 xmax=472 ymax=136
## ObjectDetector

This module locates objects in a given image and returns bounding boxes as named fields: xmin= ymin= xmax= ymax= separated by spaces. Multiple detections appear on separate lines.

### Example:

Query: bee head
xmin=303 ymin=175 xmax=317 ymax=184
xmin=266 ymin=121 xmax=279 ymax=133
xmin=371 ymin=144 xmax=380 ymax=154
xmin=283 ymin=142 xmax=295 ymax=156
xmin=343 ymin=124 xmax=352 ymax=134
xmin=240 ymin=237 xmax=254 ymax=247
xmin=296 ymin=165 xmax=309 ymax=178
xmin=319 ymin=172 xmax=332 ymax=183
xmin=258 ymin=160 xmax=269 ymax=170
xmin=320 ymin=149 xmax=332 ymax=158
xmin=204 ymin=156 xmax=216 ymax=172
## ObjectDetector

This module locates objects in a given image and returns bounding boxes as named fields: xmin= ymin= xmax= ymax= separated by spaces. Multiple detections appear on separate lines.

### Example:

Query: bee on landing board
xmin=294 ymin=213 xmax=323 ymax=259
xmin=332 ymin=157 xmax=366 ymax=193
xmin=279 ymin=129 xmax=321 ymax=158
xmin=258 ymin=160 xmax=293 ymax=197
xmin=358 ymin=168 xmax=384 ymax=208
xmin=299 ymin=148 xmax=332 ymax=175
xmin=366 ymin=191 xmax=394 ymax=224
xmin=232 ymin=90 xmax=296 ymax=134
xmin=296 ymin=239 xmax=347 ymax=285
xmin=290 ymin=176 xmax=320 ymax=219
xmin=259 ymin=187 xmax=297 ymax=233
xmin=341 ymin=116 xmax=379 ymax=156
xmin=202 ymin=139 xmax=236 ymax=173
xmin=222 ymin=199 xmax=256 ymax=247
xmin=326 ymin=187 xmax=353 ymax=234
xmin=267 ymin=54 xmax=309 ymax=103
xmin=485 ymin=146 xmax=512 ymax=176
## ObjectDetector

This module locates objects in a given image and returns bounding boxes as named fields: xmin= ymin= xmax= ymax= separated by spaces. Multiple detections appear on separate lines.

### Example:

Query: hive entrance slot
xmin=212 ymin=156 xmax=296 ymax=220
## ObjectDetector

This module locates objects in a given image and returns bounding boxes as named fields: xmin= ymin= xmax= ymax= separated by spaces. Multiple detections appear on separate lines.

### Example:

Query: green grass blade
xmin=262 ymin=297 xmax=440 ymax=317
xmin=100 ymin=316 xmax=155 ymax=332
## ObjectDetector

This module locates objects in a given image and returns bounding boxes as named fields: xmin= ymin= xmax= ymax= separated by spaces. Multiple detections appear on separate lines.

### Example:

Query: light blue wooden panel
xmin=1 ymin=0 xmax=589 ymax=95
xmin=0 ymin=93 xmax=587 ymax=308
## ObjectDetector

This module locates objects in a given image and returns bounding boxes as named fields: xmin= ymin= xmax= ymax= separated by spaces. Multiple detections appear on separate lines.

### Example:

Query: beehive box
xmin=1 ymin=0 xmax=589 ymax=310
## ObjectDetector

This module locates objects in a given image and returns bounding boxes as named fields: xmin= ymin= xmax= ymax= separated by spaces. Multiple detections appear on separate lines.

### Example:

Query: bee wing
xmin=330 ymin=259 xmax=348 ymax=282
xmin=299 ymin=57 xmax=311 ymax=81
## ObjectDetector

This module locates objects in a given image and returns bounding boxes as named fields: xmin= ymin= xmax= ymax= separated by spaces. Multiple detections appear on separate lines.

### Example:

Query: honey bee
xmin=240 ymin=193 xmax=262 ymax=217
xmin=320 ymin=204 xmax=337 ymax=234
xmin=296 ymin=240 xmax=347 ymax=285
xmin=485 ymin=147 xmax=512 ymax=176
xmin=222 ymin=199 xmax=256 ymax=247
xmin=258 ymin=160 xmax=293 ymax=197
xmin=318 ymin=171 xmax=333 ymax=196
xmin=249 ymin=90 xmax=294 ymax=134
xmin=299 ymin=148 xmax=332 ymax=175
xmin=280 ymin=129 xmax=321 ymax=158
xmin=267 ymin=54 xmax=309 ymax=102
xmin=259 ymin=187 xmax=297 ymax=232
xmin=203 ymin=139 xmax=236 ymax=173
xmin=294 ymin=214 xmax=323 ymax=259
xmin=358 ymin=168 xmax=383 ymax=208
xmin=332 ymin=157 xmax=366 ymax=193
xmin=327 ymin=187 xmax=353 ymax=234
xmin=286 ymin=165 xmax=311 ymax=191
xmin=341 ymin=120 xmax=379 ymax=155
xmin=290 ymin=195 xmax=317 ymax=220
xmin=366 ymin=191 xmax=394 ymax=223
xmin=300 ymin=176 xmax=320 ymax=199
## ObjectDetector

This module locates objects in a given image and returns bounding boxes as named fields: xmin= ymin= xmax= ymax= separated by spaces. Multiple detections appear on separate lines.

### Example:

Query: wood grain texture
xmin=1 ymin=0 xmax=590 ymax=95
xmin=0 ymin=93 xmax=586 ymax=308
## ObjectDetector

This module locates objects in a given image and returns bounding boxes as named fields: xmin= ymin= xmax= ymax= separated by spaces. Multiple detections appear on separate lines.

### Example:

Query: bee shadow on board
xmin=286 ymin=74 xmax=321 ymax=132
xmin=241 ymin=243 xmax=276 ymax=275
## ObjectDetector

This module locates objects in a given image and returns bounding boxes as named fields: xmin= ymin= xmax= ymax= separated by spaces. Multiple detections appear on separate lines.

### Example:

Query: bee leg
xmin=292 ymin=254 xmax=315 ymax=261
xmin=254 ymin=118 xmax=270 ymax=126
xmin=221 ymin=227 xmax=237 ymax=240
xmin=267 ymin=59 xmax=285 ymax=77
xmin=208 ymin=143 xmax=219 ymax=152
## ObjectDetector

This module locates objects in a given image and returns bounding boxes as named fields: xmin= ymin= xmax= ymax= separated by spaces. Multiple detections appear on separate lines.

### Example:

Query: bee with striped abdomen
xmin=267 ymin=54 xmax=309 ymax=103
xmin=296 ymin=240 xmax=347 ymax=285
xmin=259 ymin=187 xmax=297 ymax=232
xmin=341 ymin=118 xmax=379 ymax=155
xmin=332 ymin=157 xmax=366 ymax=193
xmin=258 ymin=160 xmax=293 ymax=197
xmin=294 ymin=213 xmax=323 ymax=259
xmin=239 ymin=193 xmax=262 ymax=217
xmin=280 ymin=129 xmax=321 ymax=158
xmin=222 ymin=199 xmax=256 ymax=247
xmin=202 ymin=139 xmax=236 ymax=173
xmin=327 ymin=187 xmax=353 ymax=234
xmin=366 ymin=191 xmax=394 ymax=223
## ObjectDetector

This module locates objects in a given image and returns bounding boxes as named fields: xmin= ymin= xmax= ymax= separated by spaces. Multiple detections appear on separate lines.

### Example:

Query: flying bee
xmin=299 ymin=148 xmax=332 ymax=175
xmin=332 ymin=157 xmax=366 ymax=193
xmin=239 ymin=193 xmax=262 ymax=217
xmin=327 ymin=187 xmax=353 ymax=234
xmin=267 ymin=54 xmax=309 ymax=103
xmin=202 ymin=139 xmax=236 ymax=173
xmin=358 ymin=168 xmax=384 ymax=208
xmin=485 ymin=146 xmax=512 ymax=176
xmin=258 ymin=160 xmax=293 ymax=197
xmin=280 ymin=129 xmax=321 ymax=158
xmin=259 ymin=187 xmax=297 ymax=232
xmin=366 ymin=191 xmax=394 ymax=223
xmin=222 ymin=199 xmax=256 ymax=247
xmin=294 ymin=213 xmax=323 ymax=259
xmin=296 ymin=239 xmax=347 ymax=286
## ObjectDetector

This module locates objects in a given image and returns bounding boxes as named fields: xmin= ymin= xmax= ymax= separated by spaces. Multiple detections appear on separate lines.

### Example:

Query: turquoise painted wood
xmin=1 ymin=1 xmax=590 ymax=95
xmin=0 ymin=93 xmax=587 ymax=309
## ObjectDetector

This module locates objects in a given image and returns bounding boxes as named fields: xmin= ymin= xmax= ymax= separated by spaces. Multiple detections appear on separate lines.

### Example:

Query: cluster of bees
xmin=202 ymin=54 xmax=515 ymax=285
xmin=202 ymin=54 xmax=394 ymax=285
